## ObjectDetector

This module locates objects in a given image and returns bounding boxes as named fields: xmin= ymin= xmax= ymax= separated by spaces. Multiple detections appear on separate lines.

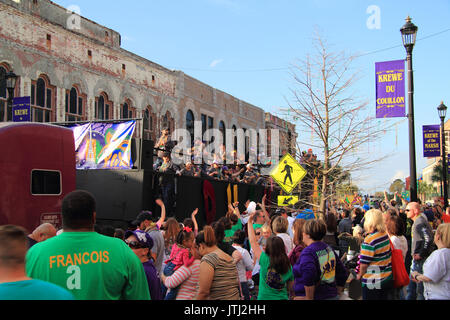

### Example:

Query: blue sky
xmin=54 ymin=0 xmax=450 ymax=194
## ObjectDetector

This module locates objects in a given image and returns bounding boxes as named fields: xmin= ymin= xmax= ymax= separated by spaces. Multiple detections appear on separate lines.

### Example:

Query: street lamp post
xmin=5 ymin=71 xmax=18 ymax=122
xmin=401 ymin=16 xmax=419 ymax=202
xmin=438 ymin=102 xmax=448 ymax=209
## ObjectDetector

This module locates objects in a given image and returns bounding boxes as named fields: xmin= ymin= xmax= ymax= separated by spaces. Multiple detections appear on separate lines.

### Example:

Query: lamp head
xmin=5 ymin=71 xmax=18 ymax=91
xmin=400 ymin=16 xmax=418 ymax=52
xmin=438 ymin=101 xmax=447 ymax=121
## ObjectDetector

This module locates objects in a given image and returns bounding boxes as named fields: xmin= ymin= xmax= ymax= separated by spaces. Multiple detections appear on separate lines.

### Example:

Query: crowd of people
xmin=0 ymin=188 xmax=449 ymax=301
xmin=153 ymin=127 xmax=270 ymax=186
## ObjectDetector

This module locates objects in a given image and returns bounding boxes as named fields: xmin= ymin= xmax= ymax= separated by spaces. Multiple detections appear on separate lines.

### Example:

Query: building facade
xmin=1 ymin=0 xmax=287 ymax=155
xmin=265 ymin=112 xmax=297 ymax=157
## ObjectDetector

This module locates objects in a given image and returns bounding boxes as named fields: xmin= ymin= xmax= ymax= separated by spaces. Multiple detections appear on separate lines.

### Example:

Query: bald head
xmin=30 ymin=223 xmax=57 ymax=243
xmin=406 ymin=202 xmax=421 ymax=220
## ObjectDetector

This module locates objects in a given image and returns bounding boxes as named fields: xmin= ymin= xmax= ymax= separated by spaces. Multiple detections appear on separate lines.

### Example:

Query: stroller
xmin=342 ymin=250 xmax=362 ymax=300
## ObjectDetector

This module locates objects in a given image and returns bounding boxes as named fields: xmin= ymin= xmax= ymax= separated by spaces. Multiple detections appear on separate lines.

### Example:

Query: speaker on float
xmin=141 ymin=140 xmax=154 ymax=170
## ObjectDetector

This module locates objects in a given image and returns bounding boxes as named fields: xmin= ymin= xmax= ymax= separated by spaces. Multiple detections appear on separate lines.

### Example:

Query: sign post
xmin=270 ymin=153 xmax=307 ymax=196
xmin=278 ymin=195 xmax=299 ymax=207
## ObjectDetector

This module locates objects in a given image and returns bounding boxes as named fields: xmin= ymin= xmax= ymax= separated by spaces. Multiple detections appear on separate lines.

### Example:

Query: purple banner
xmin=12 ymin=96 xmax=31 ymax=122
xmin=423 ymin=125 xmax=441 ymax=158
xmin=448 ymin=154 xmax=450 ymax=175
xmin=376 ymin=60 xmax=406 ymax=118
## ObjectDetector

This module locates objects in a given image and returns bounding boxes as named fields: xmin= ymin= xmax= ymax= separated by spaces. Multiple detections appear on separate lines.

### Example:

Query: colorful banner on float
xmin=423 ymin=125 xmax=441 ymax=158
xmin=68 ymin=121 xmax=136 ymax=170
xmin=376 ymin=60 xmax=406 ymax=118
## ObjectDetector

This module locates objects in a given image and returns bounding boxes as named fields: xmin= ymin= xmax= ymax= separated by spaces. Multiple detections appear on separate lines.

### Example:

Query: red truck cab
xmin=0 ymin=122 xmax=76 ymax=233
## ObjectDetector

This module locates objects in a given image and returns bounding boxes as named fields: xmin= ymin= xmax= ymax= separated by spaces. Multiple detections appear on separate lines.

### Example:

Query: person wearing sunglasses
xmin=125 ymin=230 xmax=162 ymax=300
xmin=405 ymin=202 xmax=434 ymax=300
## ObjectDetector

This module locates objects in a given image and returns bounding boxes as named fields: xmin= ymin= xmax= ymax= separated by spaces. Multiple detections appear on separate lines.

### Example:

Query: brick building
xmin=265 ymin=112 xmax=297 ymax=157
xmin=0 ymin=0 xmax=294 ymax=158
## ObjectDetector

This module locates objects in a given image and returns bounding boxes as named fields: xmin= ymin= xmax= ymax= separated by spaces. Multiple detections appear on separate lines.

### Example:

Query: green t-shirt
xmin=224 ymin=219 xmax=243 ymax=241
xmin=253 ymin=223 xmax=264 ymax=230
xmin=26 ymin=232 xmax=150 ymax=300
xmin=257 ymin=252 xmax=293 ymax=300
xmin=0 ymin=279 xmax=74 ymax=300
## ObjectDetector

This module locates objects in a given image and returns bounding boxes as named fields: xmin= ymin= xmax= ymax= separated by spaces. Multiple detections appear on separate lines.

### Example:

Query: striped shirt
xmin=201 ymin=252 xmax=240 ymax=300
xmin=164 ymin=260 xmax=200 ymax=300
xmin=360 ymin=231 xmax=393 ymax=288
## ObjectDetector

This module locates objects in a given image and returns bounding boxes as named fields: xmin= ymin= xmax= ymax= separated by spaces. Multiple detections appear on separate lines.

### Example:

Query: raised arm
xmin=247 ymin=213 xmax=262 ymax=261
xmin=229 ymin=202 xmax=241 ymax=220
xmin=258 ymin=195 xmax=270 ymax=223
xmin=191 ymin=208 xmax=199 ymax=236
xmin=155 ymin=199 xmax=166 ymax=229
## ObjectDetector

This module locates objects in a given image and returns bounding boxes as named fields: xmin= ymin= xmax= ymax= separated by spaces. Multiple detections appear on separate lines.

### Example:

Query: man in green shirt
xmin=26 ymin=190 xmax=150 ymax=300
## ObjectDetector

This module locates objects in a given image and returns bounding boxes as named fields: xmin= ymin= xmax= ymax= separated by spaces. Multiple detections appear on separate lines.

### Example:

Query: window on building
xmin=30 ymin=75 xmax=55 ymax=123
xmin=65 ymin=86 xmax=86 ymax=122
xmin=445 ymin=131 xmax=450 ymax=156
xmin=208 ymin=116 xmax=214 ymax=143
xmin=0 ymin=64 xmax=11 ymax=122
xmin=201 ymin=114 xmax=207 ymax=137
xmin=186 ymin=110 xmax=195 ymax=147
xmin=219 ymin=120 xmax=226 ymax=146
xmin=232 ymin=125 xmax=237 ymax=152
xmin=121 ymin=99 xmax=135 ymax=119
xmin=95 ymin=92 xmax=113 ymax=120
xmin=288 ymin=131 xmax=293 ymax=154
xmin=161 ymin=111 xmax=174 ymax=133
xmin=243 ymin=128 xmax=249 ymax=160
xmin=144 ymin=106 xmax=156 ymax=141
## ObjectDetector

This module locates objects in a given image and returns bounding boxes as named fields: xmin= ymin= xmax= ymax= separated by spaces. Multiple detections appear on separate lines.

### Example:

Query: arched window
xmin=232 ymin=125 xmax=237 ymax=151
xmin=161 ymin=110 xmax=174 ymax=133
xmin=95 ymin=92 xmax=113 ymax=120
xmin=0 ymin=64 xmax=10 ymax=122
xmin=121 ymin=99 xmax=135 ymax=120
xmin=186 ymin=110 xmax=195 ymax=147
xmin=243 ymin=128 xmax=249 ymax=161
xmin=219 ymin=120 xmax=226 ymax=146
xmin=122 ymin=102 xmax=129 ymax=119
xmin=65 ymin=86 xmax=86 ymax=122
xmin=30 ymin=75 xmax=55 ymax=123
xmin=144 ymin=106 xmax=156 ymax=141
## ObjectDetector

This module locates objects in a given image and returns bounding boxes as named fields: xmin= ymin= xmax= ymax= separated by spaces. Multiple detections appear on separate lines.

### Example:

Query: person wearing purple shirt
xmin=125 ymin=230 xmax=163 ymax=300
xmin=293 ymin=219 xmax=348 ymax=300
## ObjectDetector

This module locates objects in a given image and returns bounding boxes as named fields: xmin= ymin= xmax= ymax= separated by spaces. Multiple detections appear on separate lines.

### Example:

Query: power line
xmin=167 ymin=27 xmax=450 ymax=73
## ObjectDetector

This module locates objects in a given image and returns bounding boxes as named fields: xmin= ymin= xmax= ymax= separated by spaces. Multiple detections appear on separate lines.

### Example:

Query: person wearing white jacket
xmin=232 ymin=230 xmax=254 ymax=300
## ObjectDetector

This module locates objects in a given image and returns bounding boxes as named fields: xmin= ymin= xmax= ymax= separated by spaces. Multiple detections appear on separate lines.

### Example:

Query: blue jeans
xmin=406 ymin=259 xmax=425 ymax=300
xmin=163 ymin=262 xmax=179 ymax=300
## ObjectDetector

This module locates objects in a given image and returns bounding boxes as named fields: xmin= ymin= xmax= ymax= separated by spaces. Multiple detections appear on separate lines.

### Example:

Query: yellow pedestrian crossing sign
xmin=271 ymin=154 xmax=307 ymax=195
xmin=278 ymin=195 xmax=299 ymax=207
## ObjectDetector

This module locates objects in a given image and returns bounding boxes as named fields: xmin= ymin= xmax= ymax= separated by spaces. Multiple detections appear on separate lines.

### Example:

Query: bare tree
xmin=282 ymin=32 xmax=400 ymax=219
